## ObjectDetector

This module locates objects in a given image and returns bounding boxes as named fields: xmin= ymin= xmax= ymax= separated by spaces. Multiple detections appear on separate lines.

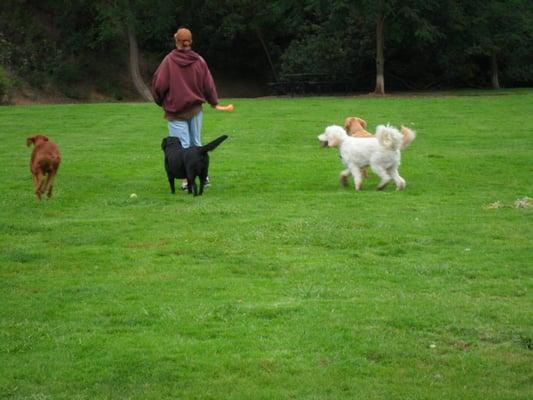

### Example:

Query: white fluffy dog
xmin=317 ymin=124 xmax=416 ymax=191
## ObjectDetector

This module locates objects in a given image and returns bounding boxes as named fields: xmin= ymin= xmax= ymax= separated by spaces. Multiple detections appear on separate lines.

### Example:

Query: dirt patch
xmin=7 ymin=76 xmax=269 ymax=105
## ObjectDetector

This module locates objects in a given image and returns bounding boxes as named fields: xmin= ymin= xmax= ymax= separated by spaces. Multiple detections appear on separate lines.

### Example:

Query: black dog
xmin=161 ymin=135 xmax=228 ymax=196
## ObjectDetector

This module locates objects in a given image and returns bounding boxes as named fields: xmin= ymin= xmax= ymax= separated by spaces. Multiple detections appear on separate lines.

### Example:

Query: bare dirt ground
xmin=7 ymin=74 xmax=269 ymax=105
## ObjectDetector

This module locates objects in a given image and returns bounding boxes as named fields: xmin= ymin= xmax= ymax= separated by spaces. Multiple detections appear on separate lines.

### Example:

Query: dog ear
xmin=161 ymin=137 xmax=167 ymax=150
xmin=26 ymin=136 xmax=35 ymax=147
xmin=344 ymin=117 xmax=353 ymax=131
xmin=357 ymin=118 xmax=367 ymax=128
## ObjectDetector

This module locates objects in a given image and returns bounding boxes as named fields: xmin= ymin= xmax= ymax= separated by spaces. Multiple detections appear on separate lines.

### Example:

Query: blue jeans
xmin=167 ymin=111 xmax=203 ymax=148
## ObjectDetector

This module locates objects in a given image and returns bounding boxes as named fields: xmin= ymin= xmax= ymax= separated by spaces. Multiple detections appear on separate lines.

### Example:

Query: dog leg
xmin=199 ymin=175 xmax=207 ymax=196
xmin=31 ymin=173 xmax=40 ymax=199
xmin=350 ymin=167 xmax=363 ymax=191
xmin=187 ymin=177 xmax=197 ymax=196
xmin=371 ymin=165 xmax=391 ymax=190
xmin=44 ymin=172 xmax=55 ymax=198
xmin=168 ymin=177 xmax=176 ymax=194
xmin=339 ymin=169 xmax=351 ymax=187
xmin=40 ymin=174 xmax=51 ymax=199
xmin=35 ymin=172 xmax=46 ymax=200
xmin=389 ymin=169 xmax=406 ymax=191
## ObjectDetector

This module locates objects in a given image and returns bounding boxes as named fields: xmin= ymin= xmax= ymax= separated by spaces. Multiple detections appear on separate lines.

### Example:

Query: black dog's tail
xmin=200 ymin=135 xmax=228 ymax=154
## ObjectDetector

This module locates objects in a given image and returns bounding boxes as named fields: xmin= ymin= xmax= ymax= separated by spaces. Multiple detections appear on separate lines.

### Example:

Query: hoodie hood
xmin=169 ymin=49 xmax=201 ymax=67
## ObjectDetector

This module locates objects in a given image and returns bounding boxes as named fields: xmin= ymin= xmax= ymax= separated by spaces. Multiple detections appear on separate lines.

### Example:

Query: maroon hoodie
xmin=152 ymin=49 xmax=219 ymax=120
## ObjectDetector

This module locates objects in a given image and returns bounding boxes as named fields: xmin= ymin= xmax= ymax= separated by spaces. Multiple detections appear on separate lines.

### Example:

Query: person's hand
xmin=215 ymin=104 xmax=234 ymax=112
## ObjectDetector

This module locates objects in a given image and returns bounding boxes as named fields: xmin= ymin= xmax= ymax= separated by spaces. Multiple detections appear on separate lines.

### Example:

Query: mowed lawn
xmin=0 ymin=90 xmax=531 ymax=399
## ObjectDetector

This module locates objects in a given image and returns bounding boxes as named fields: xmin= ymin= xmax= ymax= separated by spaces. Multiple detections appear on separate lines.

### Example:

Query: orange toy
xmin=215 ymin=104 xmax=234 ymax=112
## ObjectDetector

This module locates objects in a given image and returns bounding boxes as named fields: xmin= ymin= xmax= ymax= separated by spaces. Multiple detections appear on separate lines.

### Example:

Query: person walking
xmin=152 ymin=27 xmax=232 ymax=189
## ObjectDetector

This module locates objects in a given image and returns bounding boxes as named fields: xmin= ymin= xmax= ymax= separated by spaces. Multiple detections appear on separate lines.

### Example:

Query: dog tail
xmin=201 ymin=135 xmax=228 ymax=154
xmin=400 ymin=126 xmax=416 ymax=149
xmin=376 ymin=124 xmax=403 ymax=151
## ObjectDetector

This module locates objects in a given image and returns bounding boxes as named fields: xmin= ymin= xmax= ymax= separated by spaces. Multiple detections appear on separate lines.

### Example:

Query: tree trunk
xmin=127 ymin=22 xmax=153 ymax=101
xmin=374 ymin=1 xmax=385 ymax=95
xmin=490 ymin=53 xmax=500 ymax=89
xmin=256 ymin=29 xmax=278 ymax=82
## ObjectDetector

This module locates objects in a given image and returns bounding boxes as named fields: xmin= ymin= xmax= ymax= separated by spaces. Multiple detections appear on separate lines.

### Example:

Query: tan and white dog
xmin=345 ymin=116 xmax=415 ymax=149
xmin=318 ymin=124 xmax=415 ymax=191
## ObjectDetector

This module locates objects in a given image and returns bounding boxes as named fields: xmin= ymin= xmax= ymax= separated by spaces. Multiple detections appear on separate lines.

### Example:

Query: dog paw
xmin=340 ymin=175 xmax=349 ymax=187
xmin=395 ymin=179 xmax=406 ymax=191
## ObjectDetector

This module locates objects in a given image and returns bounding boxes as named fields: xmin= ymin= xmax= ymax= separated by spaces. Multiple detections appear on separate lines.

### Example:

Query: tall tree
xmin=124 ymin=9 xmax=152 ymax=100
xmin=2 ymin=0 xmax=533 ymax=99
xmin=184 ymin=0 xmax=296 ymax=81
xmin=77 ymin=0 xmax=176 ymax=100
xmin=374 ymin=0 xmax=386 ymax=94
xmin=463 ymin=0 xmax=533 ymax=88
xmin=356 ymin=0 xmax=399 ymax=95
xmin=366 ymin=0 xmax=445 ymax=93
xmin=278 ymin=0 xmax=373 ymax=86
xmin=90 ymin=0 xmax=155 ymax=100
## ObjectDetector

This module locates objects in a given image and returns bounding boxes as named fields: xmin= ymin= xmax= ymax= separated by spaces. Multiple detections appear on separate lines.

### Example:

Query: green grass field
xmin=1 ymin=90 xmax=532 ymax=399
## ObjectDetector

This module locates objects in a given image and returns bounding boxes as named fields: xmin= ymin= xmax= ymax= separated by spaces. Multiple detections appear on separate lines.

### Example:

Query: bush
xmin=279 ymin=34 xmax=352 ymax=79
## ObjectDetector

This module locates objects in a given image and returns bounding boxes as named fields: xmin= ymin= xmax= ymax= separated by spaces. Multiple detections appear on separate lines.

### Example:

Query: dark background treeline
xmin=0 ymin=0 xmax=532 ymax=102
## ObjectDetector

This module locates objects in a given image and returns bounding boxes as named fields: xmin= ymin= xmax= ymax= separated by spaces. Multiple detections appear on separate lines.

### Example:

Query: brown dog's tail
xmin=201 ymin=135 xmax=228 ymax=154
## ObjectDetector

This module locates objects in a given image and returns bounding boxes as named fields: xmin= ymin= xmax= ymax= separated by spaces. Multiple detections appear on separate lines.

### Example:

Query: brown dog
xmin=27 ymin=135 xmax=61 ymax=200
xmin=344 ymin=117 xmax=374 ymax=138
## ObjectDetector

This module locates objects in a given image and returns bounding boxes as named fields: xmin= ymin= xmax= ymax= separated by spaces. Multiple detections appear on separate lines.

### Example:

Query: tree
xmin=2 ymin=0 xmax=533 ymax=100
xmin=185 ymin=0 xmax=295 ymax=81
xmin=365 ymin=0 xmax=445 ymax=94
xmin=88 ymin=0 xmax=159 ymax=100
xmin=124 ymin=1 xmax=154 ymax=101
xmin=463 ymin=0 xmax=533 ymax=89
xmin=278 ymin=0 xmax=374 ymax=87
xmin=374 ymin=0 xmax=386 ymax=94
xmin=54 ymin=0 xmax=177 ymax=100
xmin=355 ymin=0 xmax=399 ymax=95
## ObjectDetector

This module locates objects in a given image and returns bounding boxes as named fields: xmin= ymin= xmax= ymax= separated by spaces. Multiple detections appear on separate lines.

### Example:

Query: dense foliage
xmin=0 ymin=0 xmax=531 ymax=100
